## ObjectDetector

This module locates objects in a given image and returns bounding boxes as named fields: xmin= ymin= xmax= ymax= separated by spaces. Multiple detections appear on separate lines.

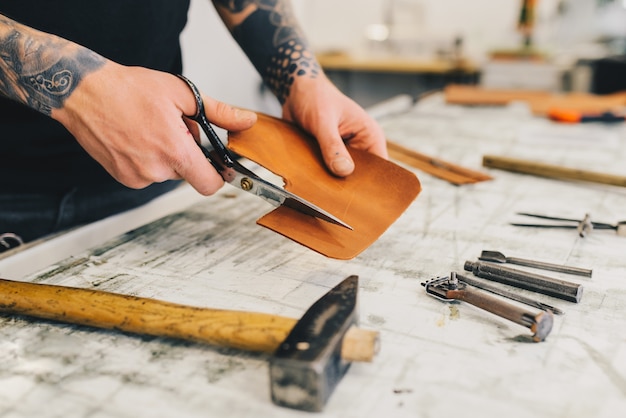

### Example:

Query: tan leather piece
xmin=227 ymin=113 xmax=421 ymax=260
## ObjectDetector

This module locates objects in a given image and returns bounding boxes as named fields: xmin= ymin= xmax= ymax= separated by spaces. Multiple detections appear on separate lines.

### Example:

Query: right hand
xmin=52 ymin=61 xmax=257 ymax=195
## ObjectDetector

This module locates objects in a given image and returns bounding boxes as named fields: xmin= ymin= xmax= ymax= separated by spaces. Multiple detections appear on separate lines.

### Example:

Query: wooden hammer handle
xmin=0 ymin=278 xmax=294 ymax=353
xmin=0 ymin=278 xmax=378 ymax=361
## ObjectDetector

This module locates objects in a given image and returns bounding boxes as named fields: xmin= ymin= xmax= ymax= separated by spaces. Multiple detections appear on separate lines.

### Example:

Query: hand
xmin=281 ymin=74 xmax=388 ymax=177
xmin=52 ymin=61 xmax=257 ymax=195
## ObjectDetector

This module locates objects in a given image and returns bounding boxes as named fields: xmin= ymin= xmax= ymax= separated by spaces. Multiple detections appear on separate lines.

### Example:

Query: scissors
xmin=512 ymin=212 xmax=626 ymax=237
xmin=176 ymin=75 xmax=351 ymax=230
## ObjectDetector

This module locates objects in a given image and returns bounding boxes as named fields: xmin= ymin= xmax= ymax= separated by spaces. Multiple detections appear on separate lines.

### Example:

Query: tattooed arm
xmin=0 ymin=14 xmax=105 ymax=115
xmin=211 ymin=0 xmax=388 ymax=177
xmin=0 ymin=13 xmax=256 ymax=195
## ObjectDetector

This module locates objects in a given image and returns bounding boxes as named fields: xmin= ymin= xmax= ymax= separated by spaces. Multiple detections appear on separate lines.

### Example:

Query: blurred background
xmin=180 ymin=0 xmax=626 ymax=113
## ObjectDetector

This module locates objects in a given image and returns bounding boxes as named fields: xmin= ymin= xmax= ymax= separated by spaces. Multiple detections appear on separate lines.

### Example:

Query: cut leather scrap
xmin=387 ymin=140 xmax=492 ymax=185
xmin=227 ymin=113 xmax=421 ymax=260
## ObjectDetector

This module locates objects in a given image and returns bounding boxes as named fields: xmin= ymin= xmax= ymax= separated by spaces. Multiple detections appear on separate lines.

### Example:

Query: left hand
xmin=281 ymin=74 xmax=388 ymax=177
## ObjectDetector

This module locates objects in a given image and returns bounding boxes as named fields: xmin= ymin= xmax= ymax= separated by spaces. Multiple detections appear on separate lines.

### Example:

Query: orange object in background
xmin=548 ymin=108 xmax=626 ymax=123
xmin=445 ymin=85 xmax=626 ymax=116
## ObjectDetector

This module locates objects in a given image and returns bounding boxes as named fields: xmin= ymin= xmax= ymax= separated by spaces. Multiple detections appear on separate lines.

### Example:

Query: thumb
xmin=315 ymin=127 xmax=355 ymax=177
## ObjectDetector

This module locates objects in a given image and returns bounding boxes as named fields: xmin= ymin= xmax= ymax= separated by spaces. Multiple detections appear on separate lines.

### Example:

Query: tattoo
xmin=0 ymin=15 xmax=105 ymax=115
xmin=213 ymin=0 xmax=320 ymax=103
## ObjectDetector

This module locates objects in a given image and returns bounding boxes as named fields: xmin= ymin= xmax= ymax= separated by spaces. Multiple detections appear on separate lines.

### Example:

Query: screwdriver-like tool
xmin=422 ymin=273 xmax=554 ymax=342
xmin=464 ymin=261 xmax=583 ymax=303
xmin=456 ymin=273 xmax=564 ymax=315
xmin=479 ymin=250 xmax=592 ymax=278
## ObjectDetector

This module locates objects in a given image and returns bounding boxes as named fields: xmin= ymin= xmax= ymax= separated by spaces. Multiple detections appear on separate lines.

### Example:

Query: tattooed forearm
xmin=0 ymin=14 xmax=105 ymax=115
xmin=212 ymin=0 xmax=320 ymax=104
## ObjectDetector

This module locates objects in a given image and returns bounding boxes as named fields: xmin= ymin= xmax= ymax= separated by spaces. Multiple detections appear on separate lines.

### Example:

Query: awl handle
xmin=447 ymin=286 xmax=553 ymax=342
xmin=423 ymin=275 xmax=553 ymax=342
xmin=0 ymin=278 xmax=377 ymax=362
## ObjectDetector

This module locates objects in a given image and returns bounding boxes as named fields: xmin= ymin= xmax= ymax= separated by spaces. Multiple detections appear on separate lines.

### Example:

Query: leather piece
xmin=227 ymin=113 xmax=421 ymax=260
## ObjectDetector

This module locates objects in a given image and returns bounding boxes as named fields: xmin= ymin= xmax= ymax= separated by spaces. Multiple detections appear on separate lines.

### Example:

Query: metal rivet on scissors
xmin=176 ymin=74 xmax=352 ymax=230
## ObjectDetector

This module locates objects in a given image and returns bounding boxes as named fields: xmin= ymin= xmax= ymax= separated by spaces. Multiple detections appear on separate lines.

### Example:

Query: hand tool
xmin=464 ymin=260 xmax=583 ymax=303
xmin=482 ymin=154 xmax=626 ymax=188
xmin=422 ymin=273 xmax=553 ymax=342
xmin=0 ymin=275 xmax=378 ymax=412
xmin=548 ymin=108 xmax=625 ymax=124
xmin=512 ymin=212 xmax=626 ymax=237
xmin=455 ymin=273 xmax=564 ymax=315
xmin=479 ymin=250 xmax=592 ymax=277
xmin=386 ymin=140 xmax=493 ymax=185
xmin=176 ymin=74 xmax=351 ymax=230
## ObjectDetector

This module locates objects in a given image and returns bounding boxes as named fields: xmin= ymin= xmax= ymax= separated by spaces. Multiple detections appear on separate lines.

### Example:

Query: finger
xmin=315 ymin=126 xmax=355 ymax=177
xmin=200 ymin=94 xmax=257 ymax=131
xmin=173 ymin=128 xmax=225 ymax=196
xmin=183 ymin=116 xmax=201 ymax=143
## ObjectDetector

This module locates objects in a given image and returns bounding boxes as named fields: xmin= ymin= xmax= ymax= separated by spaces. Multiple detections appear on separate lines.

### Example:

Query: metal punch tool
xmin=176 ymin=74 xmax=351 ymax=230
xmin=512 ymin=212 xmax=626 ymax=238
xmin=422 ymin=273 xmax=554 ymax=342
xmin=479 ymin=250 xmax=592 ymax=278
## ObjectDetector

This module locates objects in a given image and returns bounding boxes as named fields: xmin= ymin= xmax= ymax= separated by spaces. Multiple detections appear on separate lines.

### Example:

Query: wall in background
xmin=179 ymin=0 xmax=626 ymax=113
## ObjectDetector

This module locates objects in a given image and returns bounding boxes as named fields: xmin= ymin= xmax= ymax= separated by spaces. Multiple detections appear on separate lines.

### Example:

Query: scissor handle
xmin=176 ymin=74 xmax=236 ymax=169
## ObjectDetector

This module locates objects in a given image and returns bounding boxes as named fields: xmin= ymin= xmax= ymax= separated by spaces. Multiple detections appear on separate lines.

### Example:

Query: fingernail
xmin=235 ymin=108 xmax=256 ymax=122
xmin=331 ymin=156 xmax=354 ymax=176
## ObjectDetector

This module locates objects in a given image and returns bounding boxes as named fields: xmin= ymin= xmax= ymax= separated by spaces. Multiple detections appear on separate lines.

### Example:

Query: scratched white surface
xmin=1 ymin=95 xmax=626 ymax=418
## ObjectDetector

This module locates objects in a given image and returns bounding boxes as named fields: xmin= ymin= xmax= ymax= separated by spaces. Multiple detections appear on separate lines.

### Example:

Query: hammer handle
xmin=0 ymin=278 xmax=296 ymax=354
xmin=0 ymin=278 xmax=378 ymax=361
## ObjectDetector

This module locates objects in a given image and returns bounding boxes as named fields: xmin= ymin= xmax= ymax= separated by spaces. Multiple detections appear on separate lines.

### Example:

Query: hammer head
xmin=269 ymin=275 xmax=359 ymax=412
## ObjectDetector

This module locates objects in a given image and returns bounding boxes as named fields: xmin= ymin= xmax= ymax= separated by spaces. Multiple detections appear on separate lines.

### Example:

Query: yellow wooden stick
xmin=483 ymin=155 xmax=626 ymax=188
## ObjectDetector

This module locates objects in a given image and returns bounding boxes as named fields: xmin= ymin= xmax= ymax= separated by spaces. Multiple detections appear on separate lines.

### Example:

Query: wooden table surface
xmin=1 ymin=95 xmax=625 ymax=418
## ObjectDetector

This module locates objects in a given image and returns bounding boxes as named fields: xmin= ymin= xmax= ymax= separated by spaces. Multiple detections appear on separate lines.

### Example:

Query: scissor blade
xmin=224 ymin=162 xmax=353 ymax=230
xmin=195 ymin=134 xmax=351 ymax=229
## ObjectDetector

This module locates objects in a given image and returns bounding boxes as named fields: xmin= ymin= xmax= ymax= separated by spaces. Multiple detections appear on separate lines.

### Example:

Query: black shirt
xmin=0 ymin=1 xmax=191 ymax=192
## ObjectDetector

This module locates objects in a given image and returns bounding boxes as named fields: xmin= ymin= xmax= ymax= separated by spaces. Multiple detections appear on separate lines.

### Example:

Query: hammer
xmin=0 ymin=275 xmax=378 ymax=411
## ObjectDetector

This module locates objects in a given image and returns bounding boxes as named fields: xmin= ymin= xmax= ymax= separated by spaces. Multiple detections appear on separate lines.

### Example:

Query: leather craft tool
xmin=455 ymin=273 xmax=564 ymax=315
xmin=482 ymin=154 xmax=626 ymax=188
xmin=386 ymin=140 xmax=492 ymax=185
xmin=512 ymin=212 xmax=626 ymax=237
xmin=176 ymin=74 xmax=351 ymax=230
xmin=548 ymin=108 xmax=626 ymax=124
xmin=422 ymin=273 xmax=554 ymax=342
xmin=464 ymin=261 xmax=583 ymax=303
xmin=0 ymin=275 xmax=378 ymax=412
xmin=479 ymin=250 xmax=592 ymax=277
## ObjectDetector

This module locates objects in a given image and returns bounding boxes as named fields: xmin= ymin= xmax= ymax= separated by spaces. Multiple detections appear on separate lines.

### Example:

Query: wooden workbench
xmin=1 ymin=95 xmax=625 ymax=418
xmin=317 ymin=52 xmax=479 ymax=108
